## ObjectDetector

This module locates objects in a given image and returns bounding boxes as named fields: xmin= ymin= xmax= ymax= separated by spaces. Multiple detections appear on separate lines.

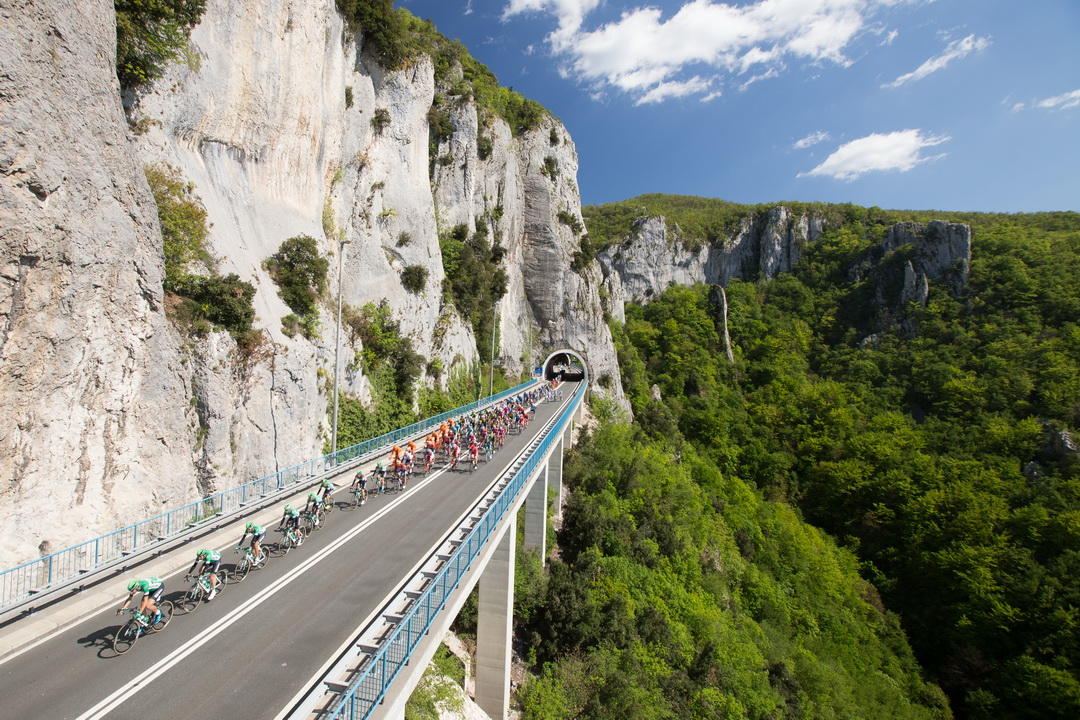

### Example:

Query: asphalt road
xmin=0 ymin=385 xmax=573 ymax=720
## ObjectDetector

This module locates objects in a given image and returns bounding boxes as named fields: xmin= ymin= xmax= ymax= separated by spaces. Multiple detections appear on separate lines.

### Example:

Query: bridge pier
xmin=475 ymin=514 xmax=516 ymax=720
xmin=549 ymin=436 xmax=564 ymax=523
xmin=524 ymin=464 xmax=547 ymax=560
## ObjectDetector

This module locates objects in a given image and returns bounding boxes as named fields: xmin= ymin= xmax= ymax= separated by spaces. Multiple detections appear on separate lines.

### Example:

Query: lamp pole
xmin=330 ymin=236 xmax=350 ymax=459
xmin=488 ymin=300 xmax=497 ymax=396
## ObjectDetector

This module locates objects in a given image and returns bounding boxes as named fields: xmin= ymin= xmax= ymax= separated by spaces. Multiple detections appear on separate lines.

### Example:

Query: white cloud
xmin=636 ymin=76 xmax=713 ymax=105
xmin=503 ymin=0 xmax=909 ymax=104
xmin=465 ymin=0 xmax=475 ymax=15
xmin=1011 ymin=102 xmax=1025 ymax=112
xmin=793 ymin=130 xmax=830 ymax=149
xmin=881 ymin=29 xmax=899 ymax=45
xmin=799 ymin=129 xmax=949 ymax=181
xmin=738 ymin=67 xmax=780 ymax=91
xmin=1036 ymin=88 xmax=1080 ymax=110
xmin=701 ymin=89 xmax=723 ymax=102
xmin=882 ymin=33 xmax=990 ymax=88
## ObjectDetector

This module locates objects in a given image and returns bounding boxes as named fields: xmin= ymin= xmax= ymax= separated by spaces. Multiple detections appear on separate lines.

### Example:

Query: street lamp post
xmin=488 ymin=300 xmax=497 ymax=396
xmin=330 ymin=237 xmax=350 ymax=459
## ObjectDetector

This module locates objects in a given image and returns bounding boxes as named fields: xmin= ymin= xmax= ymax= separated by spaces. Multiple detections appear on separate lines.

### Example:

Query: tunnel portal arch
xmin=542 ymin=349 xmax=588 ymax=383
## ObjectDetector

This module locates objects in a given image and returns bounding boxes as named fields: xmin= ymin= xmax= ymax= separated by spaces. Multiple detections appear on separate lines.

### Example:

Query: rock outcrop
xmin=0 ymin=0 xmax=200 ymax=564
xmin=598 ymin=206 xmax=825 ymax=321
xmin=856 ymin=220 xmax=972 ymax=310
xmin=0 ymin=0 xmax=624 ymax=565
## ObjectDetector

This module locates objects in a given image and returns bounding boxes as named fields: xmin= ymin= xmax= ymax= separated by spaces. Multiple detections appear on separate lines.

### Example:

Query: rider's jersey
xmin=197 ymin=549 xmax=221 ymax=562
xmin=131 ymin=577 xmax=163 ymax=594
xmin=246 ymin=525 xmax=265 ymax=535
xmin=283 ymin=508 xmax=300 ymax=519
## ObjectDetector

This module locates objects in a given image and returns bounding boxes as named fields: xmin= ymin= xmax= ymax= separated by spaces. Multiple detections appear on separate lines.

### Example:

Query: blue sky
xmin=400 ymin=1 xmax=1079 ymax=212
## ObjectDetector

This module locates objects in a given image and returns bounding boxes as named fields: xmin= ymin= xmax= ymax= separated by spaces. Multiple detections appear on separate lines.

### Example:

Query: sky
xmin=399 ymin=1 xmax=1079 ymax=212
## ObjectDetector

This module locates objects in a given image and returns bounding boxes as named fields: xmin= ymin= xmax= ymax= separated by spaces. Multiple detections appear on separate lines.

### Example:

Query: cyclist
xmin=319 ymin=478 xmax=335 ymax=511
xmin=374 ymin=462 xmax=387 ymax=493
xmin=116 ymin=577 xmax=164 ymax=626
xmin=279 ymin=504 xmax=302 ymax=541
xmin=351 ymin=469 xmax=367 ymax=506
xmin=237 ymin=521 xmax=266 ymax=561
xmin=304 ymin=492 xmax=322 ymax=526
xmin=185 ymin=548 xmax=222 ymax=599
xmin=468 ymin=438 xmax=480 ymax=470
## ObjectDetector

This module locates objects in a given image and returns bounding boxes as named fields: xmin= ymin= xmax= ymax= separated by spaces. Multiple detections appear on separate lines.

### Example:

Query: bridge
xmin=0 ymin=351 xmax=589 ymax=720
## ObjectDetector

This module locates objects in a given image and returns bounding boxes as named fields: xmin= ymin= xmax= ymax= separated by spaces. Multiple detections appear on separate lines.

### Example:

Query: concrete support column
xmin=475 ymin=515 xmax=516 ymax=720
xmin=549 ymin=436 xmax=564 ymax=522
xmin=524 ymin=464 xmax=548 ymax=561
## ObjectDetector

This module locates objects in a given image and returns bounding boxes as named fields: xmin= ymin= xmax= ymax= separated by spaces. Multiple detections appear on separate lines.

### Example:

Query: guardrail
xmin=0 ymin=380 xmax=539 ymax=612
xmin=327 ymin=381 xmax=585 ymax=720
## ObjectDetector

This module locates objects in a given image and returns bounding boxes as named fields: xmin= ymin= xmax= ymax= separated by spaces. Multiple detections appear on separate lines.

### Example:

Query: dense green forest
xmin=515 ymin=207 xmax=1079 ymax=719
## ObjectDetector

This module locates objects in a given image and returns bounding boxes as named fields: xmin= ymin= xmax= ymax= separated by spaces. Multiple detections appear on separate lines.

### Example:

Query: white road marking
xmin=74 ymin=466 xmax=449 ymax=720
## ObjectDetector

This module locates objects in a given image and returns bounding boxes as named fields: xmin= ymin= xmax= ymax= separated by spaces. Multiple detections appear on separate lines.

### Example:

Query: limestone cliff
xmin=0 ymin=0 xmax=623 ymax=566
xmin=0 ymin=0 xmax=199 ymax=564
xmin=598 ymin=206 xmax=826 ymax=322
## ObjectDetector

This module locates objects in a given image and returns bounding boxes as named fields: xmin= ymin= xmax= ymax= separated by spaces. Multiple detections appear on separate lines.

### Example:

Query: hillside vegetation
xmin=582 ymin=192 xmax=1080 ymax=251
xmin=532 ymin=206 xmax=1078 ymax=719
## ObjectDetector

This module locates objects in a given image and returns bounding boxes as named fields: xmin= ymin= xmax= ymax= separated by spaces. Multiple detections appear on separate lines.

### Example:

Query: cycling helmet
xmin=308 ymin=493 xmax=318 ymax=500
xmin=127 ymin=579 xmax=139 ymax=592
xmin=245 ymin=521 xmax=254 ymax=531
xmin=284 ymin=505 xmax=293 ymax=513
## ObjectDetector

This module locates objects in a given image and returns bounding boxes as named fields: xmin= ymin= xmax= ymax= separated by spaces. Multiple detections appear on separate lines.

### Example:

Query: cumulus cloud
xmin=503 ymin=0 xmax=907 ymax=104
xmin=1036 ymin=88 xmax=1080 ymax=110
xmin=793 ymin=130 xmax=830 ymax=149
xmin=882 ymin=34 xmax=990 ymax=88
xmin=799 ymin=129 xmax=949 ymax=181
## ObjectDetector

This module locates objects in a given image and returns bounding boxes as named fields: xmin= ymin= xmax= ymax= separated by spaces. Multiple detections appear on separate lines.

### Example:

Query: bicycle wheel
xmin=113 ymin=620 xmax=141 ymax=654
xmin=233 ymin=558 xmax=250 ymax=583
xmin=151 ymin=601 xmax=174 ymax=631
xmin=267 ymin=541 xmax=287 ymax=558
xmin=179 ymin=587 xmax=202 ymax=614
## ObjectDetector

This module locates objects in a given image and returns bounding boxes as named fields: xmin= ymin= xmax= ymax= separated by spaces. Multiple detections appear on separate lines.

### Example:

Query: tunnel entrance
xmin=542 ymin=349 xmax=587 ymax=382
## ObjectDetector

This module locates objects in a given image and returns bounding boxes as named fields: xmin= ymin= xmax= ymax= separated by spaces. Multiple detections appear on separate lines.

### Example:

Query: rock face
xmin=0 ymin=0 xmax=200 ymax=564
xmin=0 ymin=0 xmax=624 ymax=565
xmin=883 ymin=221 xmax=971 ymax=301
xmin=598 ymin=206 xmax=825 ymax=321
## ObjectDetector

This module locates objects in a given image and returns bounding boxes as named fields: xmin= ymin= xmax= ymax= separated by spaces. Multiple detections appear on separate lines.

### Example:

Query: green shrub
xmin=570 ymin=235 xmax=596 ymax=274
xmin=342 ymin=300 xmax=424 ymax=395
xmin=344 ymin=85 xmax=353 ymax=109
xmin=440 ymin=224 xmax=507 ymax=356
xmin=115 ymin=0 xmax=207 ymax=90
xmin=371 ymin=108 xmax=391 ymax=134
xmin=549 ymin=126 xmax=559 ymax=145
xmin=400 ymin=265 xmax=428 ymax=294
xmin=144 ymin=164 xmax=211 ymax=289
xmin=557 ymin=210 xmax=583 ymax=235
xmin=171 ymin=273 xmax=256 ymax=335
xmin=396 ymin=231 xmax=412 ymax=247
xmin=263 ymin=235 xmax=328 ymax=317
xmin=540 ymin=156 xmax=558 ymax=180
xmin=477 ymin=133 xmax=493 ymax=160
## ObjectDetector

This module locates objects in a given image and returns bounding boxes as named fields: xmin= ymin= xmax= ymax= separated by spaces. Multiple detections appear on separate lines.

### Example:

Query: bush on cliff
xmin=263 ymin=235 xmax=328 ymax=319
xmin=115 ymin=0 xmax=207 ymax=90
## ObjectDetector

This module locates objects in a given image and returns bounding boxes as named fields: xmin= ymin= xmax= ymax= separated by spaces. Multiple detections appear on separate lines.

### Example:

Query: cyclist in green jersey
xmin=304 ymin=492 xmax=322 ymax=526
xmin=279 ymin=504 xmax=301 ymax=533
xmin=238 ymin=521 xmax=266 ymax=561
xmin=116 ymin=577 xmax=165 ymax=625
xmin=318 ymin=479 xmax=335 ymax=507
xmin=185 ymin=548 xmax=222 ymax=599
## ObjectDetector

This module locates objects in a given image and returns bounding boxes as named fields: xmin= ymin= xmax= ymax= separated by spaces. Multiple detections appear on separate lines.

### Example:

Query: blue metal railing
xmin=0 ymin=380 xmax=538 ymax=611
xmin=328 ymin=381 xmax=585 ymax=720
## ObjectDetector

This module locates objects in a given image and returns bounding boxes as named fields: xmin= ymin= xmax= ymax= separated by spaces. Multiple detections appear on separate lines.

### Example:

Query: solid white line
xmin=277 ymin=390 xmax=575 ymax=719
xmin=270 ymin=433 xmax=543 ymax=720
xmin=74 ymin=467 xmax=448 ymax=720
